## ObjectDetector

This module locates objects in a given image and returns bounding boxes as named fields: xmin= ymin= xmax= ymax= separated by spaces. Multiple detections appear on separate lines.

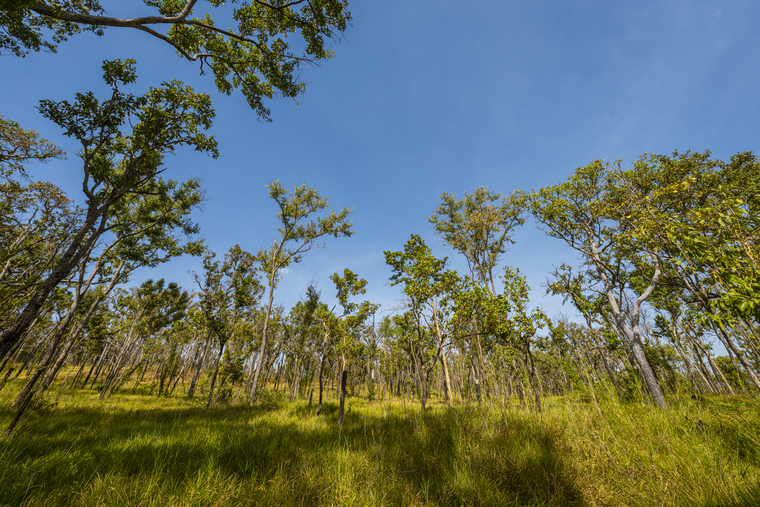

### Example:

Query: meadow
xmin=0 ymin=380 xmax=758 ymax=507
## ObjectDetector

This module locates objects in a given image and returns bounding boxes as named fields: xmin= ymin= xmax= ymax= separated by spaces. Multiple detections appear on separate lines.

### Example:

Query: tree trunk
xmin=206 ymin=344 xmax=226 ymax=409
xmin=714 ymin=322 xmax=760 ymax=392
xmin=249 ymin=260 xmax=279 ymax=404
xmin=524 ymin=342 xmax=542 ymax=413
xmin=85 ymin=343 xmax=108 ymax=389
xmin=188 ymin=329 xmax=212 ymax=399
xmin=338 ymin=366 xmax=348 ymax=427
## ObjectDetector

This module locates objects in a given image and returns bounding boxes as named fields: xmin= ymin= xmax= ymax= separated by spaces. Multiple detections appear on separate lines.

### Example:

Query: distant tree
xmin=330 ymin=268 xmax=377 ymax=426
xmin=428 ymin=187 xmax=524 ymax=394
xmin=194 ymin=245 xmax=262 ymax=408
xmin=283 ymin=283 xmax=324 ymax=402
xmin=97 ymin=278 xmax=190 ymax=400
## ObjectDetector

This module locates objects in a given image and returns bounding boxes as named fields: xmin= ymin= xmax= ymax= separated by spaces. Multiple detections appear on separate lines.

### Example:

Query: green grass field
xmin=1 ymin=382 xmax=758 ymax=506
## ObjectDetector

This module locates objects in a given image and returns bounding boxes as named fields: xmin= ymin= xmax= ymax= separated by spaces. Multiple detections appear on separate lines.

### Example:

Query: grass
xmin=0 ymin=380 xmax=758 ymax=506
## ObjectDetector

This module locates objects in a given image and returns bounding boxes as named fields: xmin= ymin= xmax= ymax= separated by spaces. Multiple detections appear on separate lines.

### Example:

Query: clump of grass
xmin=0 ymin=379 xmax=758 ymax=506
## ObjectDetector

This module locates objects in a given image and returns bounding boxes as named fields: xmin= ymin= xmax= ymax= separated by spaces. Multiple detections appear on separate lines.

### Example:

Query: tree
xmin=428 ymin=187 xmax=524 ymax=394
xmin=248 ymin=180 xmax=353 ymax=403
xmin=194 ymin=245 xmax=262 ymax=408
xmin=329 ymin=268 xmax=377 ymax=426
xmin=546 ymin=264 xmax=624 ymax=399
xmin=97 ymin=278 xmax=190 ymax=400
xmin=1 ymin=0 xmax=352 ymax=119
xmin=614 ymin=151 xmax=760 ymax=391
xmin=429 ymin=186 xmax=524 ymax=294
xmin=385 ymin=234 xmax=457 ymax=411
xmin=497 ymin=267 xmax=547 ymax=411
xmin=0 ymin=58 xmax=217 ymax=363
xmin=0 ymin=114 xmax=64 ymax=169
xmin=0 ymin=115 xmax=70 ymax=330
xmin=283 ymin=283 xmax=324 ymax=402
xmin=521 ymin=160 xmax=669 ymax=409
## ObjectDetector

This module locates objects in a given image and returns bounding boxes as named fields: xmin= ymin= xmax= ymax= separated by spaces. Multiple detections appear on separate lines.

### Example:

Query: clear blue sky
xmin=3 ymin=0 xmax=759 ymax=331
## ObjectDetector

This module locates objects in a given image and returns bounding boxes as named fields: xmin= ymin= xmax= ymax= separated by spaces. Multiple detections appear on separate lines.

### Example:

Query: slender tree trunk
xmin=0 ymin=317 xmax=38 ymax=374
xmin=586 ymin=322 xmax=623 ymax=399
xmin=419 ymin=354 xmax=428 ymax=413
xmin=84 ymin=343 xmax=108 ymax=389
xmin=696 ymin=339 xmax=735 ymax=396
xmin=249 ymin=258 xmax=280 ymax=404
xmin=338 ymin=356 xmax=348 ymax=427
xmin=188 ymin=329 xmax=212 ymax=399
xmin=70 ymin=354 xmax=90 ymax=389
xmin=132 ymin=359 xmax=152 ymax=394
xmin=206 ymin=343 xmax=226 ymax=409
xmin=430 ymin=300 xmax=453 ymax=404
xmin=169 ymin=362 xmax=189 ymax=395
xmin=714 ymin=322 xmax=760 ymax=392
xmin=524 ymin=342 xmax=542 ymax=412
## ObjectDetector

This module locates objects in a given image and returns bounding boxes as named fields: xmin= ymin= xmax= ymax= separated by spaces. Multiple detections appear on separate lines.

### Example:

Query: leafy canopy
xmin=1 ymin=0 xmax=352 ymax=119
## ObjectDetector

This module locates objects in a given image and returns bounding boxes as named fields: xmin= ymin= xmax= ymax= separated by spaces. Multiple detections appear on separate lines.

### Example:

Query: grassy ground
xmin=0 ymin=381 xmax=758 ymax=506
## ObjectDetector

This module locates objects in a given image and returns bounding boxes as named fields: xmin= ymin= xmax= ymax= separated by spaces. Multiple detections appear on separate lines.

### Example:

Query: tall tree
xmin=429 ymin=187 xmax=524 ymax=293
xmin=385 ymin=234 xmax=457 ymax=411
xmin=0 ymin=58 xmax=217 ymax=362
xmin=330 ymin=268 xmax=377 ymax=426
xmin=521 ymin=160 xmax=669 ymax=408
xmin=248 ymin=181 xmax=353 ymax=403
xmin=615 ymin=151 xmax=760 ymax=390
xmin=428 ymin=187 xmax=524 ymax=395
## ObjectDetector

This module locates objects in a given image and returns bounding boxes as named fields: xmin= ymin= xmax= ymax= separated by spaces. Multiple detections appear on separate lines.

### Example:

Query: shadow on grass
xmin=0 ymin=396 xmax=590 ymax=506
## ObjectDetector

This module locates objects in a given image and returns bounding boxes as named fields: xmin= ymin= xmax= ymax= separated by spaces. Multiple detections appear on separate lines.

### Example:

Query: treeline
xmin=2 ymin=62 xmax=759 ymax=435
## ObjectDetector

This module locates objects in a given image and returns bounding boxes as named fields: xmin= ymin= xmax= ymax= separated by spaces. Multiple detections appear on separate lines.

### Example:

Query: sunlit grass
xmin=0 ymin=378 xmax=758 ymax=506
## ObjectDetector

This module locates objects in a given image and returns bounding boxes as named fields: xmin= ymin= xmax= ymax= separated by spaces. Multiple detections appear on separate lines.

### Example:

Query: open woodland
xmin=2 ymin=1 xmax=760 ymax=506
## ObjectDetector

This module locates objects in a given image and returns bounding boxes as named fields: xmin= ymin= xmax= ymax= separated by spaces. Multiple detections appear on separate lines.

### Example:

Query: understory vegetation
xmin=1 ymin=378 xmax=758 ymax=507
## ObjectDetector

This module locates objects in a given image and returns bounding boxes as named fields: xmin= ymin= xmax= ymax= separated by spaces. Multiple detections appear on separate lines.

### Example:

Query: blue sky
xmin=3 ymin=0 xmax=760 ymax=328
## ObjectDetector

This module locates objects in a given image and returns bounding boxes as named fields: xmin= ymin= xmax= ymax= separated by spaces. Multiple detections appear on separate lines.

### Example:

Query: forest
xmin=1 ymin=1 xmax=760 ymax=506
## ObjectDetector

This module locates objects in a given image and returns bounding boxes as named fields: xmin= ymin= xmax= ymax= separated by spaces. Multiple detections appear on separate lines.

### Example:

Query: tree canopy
xmin=1 ymin=0 xmax=352 ymax=118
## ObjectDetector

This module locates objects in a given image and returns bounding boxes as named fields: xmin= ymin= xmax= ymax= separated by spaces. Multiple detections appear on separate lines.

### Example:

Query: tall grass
xmin=0 ymin=380 xmax=758 ymax=506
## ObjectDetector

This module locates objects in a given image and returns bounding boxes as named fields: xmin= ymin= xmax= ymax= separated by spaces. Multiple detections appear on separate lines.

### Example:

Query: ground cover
xmin=0 ymin=383 xmax=758 ymax=506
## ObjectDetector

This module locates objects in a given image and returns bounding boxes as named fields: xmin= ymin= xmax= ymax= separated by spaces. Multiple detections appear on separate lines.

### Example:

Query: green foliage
xmin=194 ymin=245 xmax=262 ymax=346
xmin=2 ymin=0 xmax=352 ymax=118
xmin=0 ymin=0 xmax=105 ymax=56
xmin=429 ymin=186 xmax=524 ymax=290
xmin=116 ymin=278 xmax=190 ymax=336
xmin=384 ymin=234 xmax=457 ymax=372
xmin=384 ymin=234 xmax=458 ymax=311
xmin=620 ymin=151 xmax=760 ymax=324
xmin=0 ymin=113 xmax=65 ymax=171
xmin=259 ymin=181 xmax=354 ymax=288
